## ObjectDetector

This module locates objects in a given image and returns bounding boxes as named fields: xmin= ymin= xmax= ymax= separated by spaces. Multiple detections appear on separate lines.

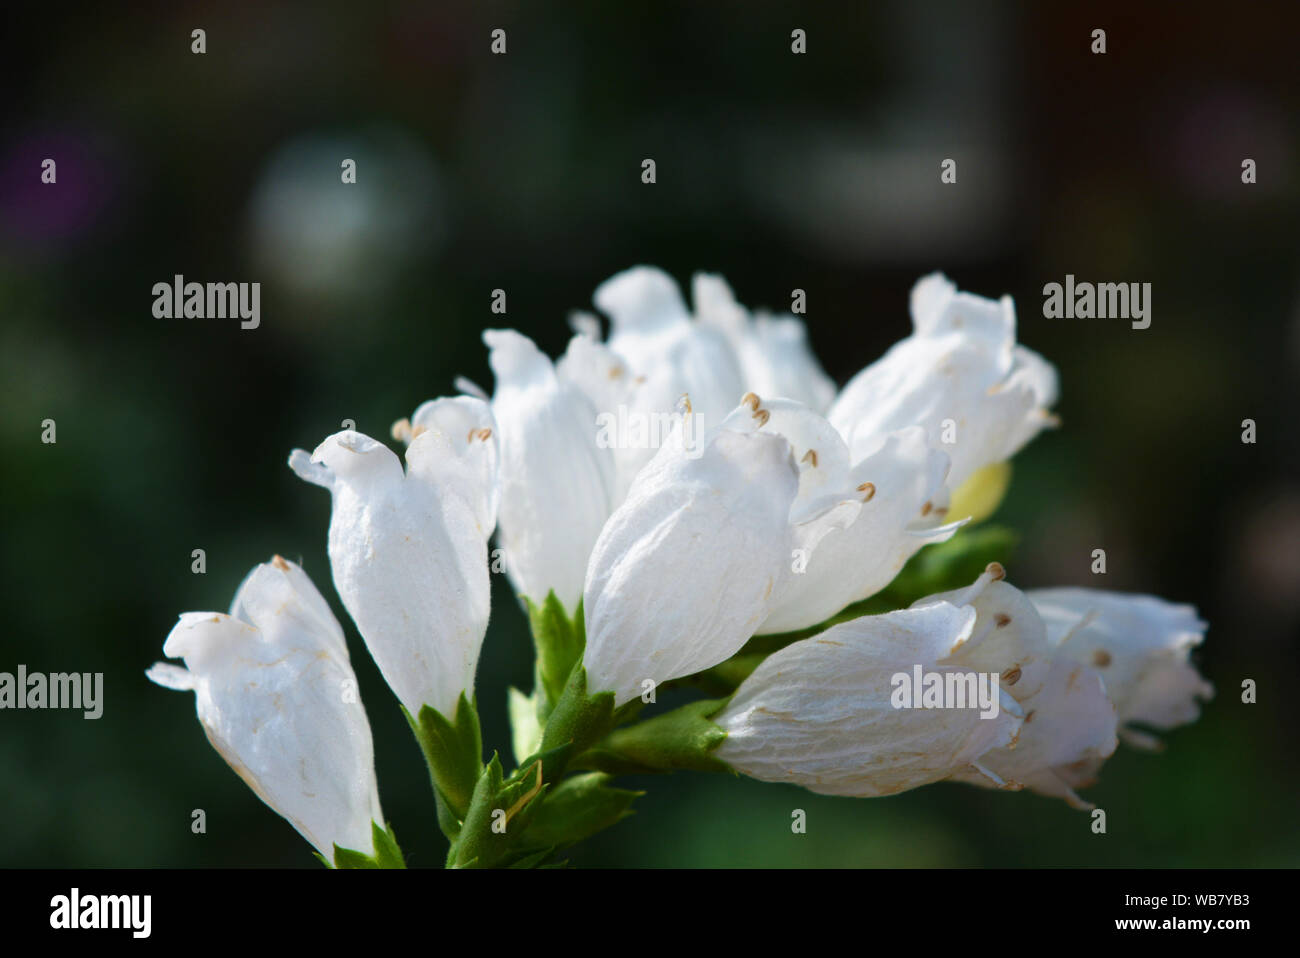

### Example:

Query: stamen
xmin=741 ymin=392 xmax=760 ymax=411
xmin=753 ymin=408 xmax=770 ymax=427
xmin=994 ymin=613 xmax=1011 ymax=628
xmin=391 ymin=418 xmax=412 ymax=442
xmin=801 ymin=449 xmax=818 ymax=467
xmin=950 ymin=564 xmax=1003 ymax=607
xmin=857 ymin=481 xmax=876 ymax=502
xmin=1092 ymin=649 xmax=1112 ymax=667
xmin=1001 ymin=665 xmax=1022 ymax=686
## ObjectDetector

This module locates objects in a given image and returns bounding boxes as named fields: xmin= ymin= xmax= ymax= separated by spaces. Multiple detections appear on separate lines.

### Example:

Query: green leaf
xmin=577 ymin=698 xmax=732 ymax=775
xmin=521 ymin=772 xmax=642 ymax=850
xmin=405 ymin=692 xmax=484 ymax=833
xmin=332 ymin=821 xmax=407 ymax=869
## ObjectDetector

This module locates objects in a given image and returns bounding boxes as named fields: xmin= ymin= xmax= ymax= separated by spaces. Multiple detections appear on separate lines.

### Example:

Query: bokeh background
xmin=3 ymin=0 xmax=1298 ymax=867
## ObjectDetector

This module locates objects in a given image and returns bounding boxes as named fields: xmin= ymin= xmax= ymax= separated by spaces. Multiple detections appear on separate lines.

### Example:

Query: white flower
xmin=1027 ymin=588 xmax=1213 ymax=746
xmin=479 ymin=329 xmax=618 ymax=611
xmin=827 ymin=273 xmax=1059 ymax=491
xmin=594 ymin=266 xmax=836 ymax=422
xmin=714 ymin=598 xmax=1023 ymax=797
xmin=691 ymin=273 xmax=837 ymax=414
xmin=728 ymin=397 xmax=959 ymax=634
xmin=582 ymin=404 xmax=800 ymax=706
xmin=480 ymin=273 xmax=833 ymax=613
xmin=146 ymin=556 xmax=384 ymax=858
xmin=919 ymin=568 xmax=1119 ymax=808
xmin=290 ymin=396 xmax=498 ymax=719
xmin=580 ymin=390 xmax=962 ymax=701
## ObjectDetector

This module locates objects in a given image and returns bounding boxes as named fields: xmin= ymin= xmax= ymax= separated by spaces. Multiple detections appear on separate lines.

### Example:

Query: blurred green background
xmin=2 ymin=0 xmax=1298 ymax=867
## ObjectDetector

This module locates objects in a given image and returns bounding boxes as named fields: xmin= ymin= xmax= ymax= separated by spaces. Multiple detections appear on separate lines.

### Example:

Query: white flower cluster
xmin=148 ymin=268 xmax=1211 ymax=859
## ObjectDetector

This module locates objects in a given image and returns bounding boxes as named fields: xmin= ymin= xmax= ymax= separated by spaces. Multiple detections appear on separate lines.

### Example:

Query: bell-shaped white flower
xmin=583 ymin=404 xmax=800 ymax=705
xmin=689 ymin=272 xmax=837 ymax=414
xmin=146 ymin=556 xmax=384 ymax=858
xmin=594 ymin=266 xmax=747 ymax=430
xmin=827 ymin=273 xmax=1058 ymax=491
xmin=594 ymin=266 xmax=836 ymax=426
xmin=727 ymin=395 xmax=959 ymax=635
xmin=714 ymin=599 xmax=1023 ymax=797
xmin=289 ymin=399 xmax=498 ymax=719
xmin=920 ymin=568 xmax=1119 ymax=808
xmin=481 ymin=329 xmax=617 ymax=611
xmin=477 ymin=269 xmax=843 ymax=619
xmin=1028 ymin=588 xmax=1213 ymax=746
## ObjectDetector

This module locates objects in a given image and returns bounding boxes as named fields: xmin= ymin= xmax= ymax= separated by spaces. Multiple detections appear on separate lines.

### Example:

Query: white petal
xmin=715 ymin=603 xmax=1021 ymax=797
xmin=595 ymin=265 xmax=694 ymax=365
xmin=582 ymin=418 xmax=799 ymax=705
xmin=693 ymin=273 xmax=836 ymax=414
xmin=1028 ymin=588 xmax=1213 ymax=731
xmin=484 ymin=328 xmax=616 ymax=611
xmin=453 ymin=375 xmax=489 ymax=401
xmin=919 ymin=574 xmax=1054 ymax=702
xmin=229 ymin=555 xmax=348 ymax=660
xmin=557 ymin=333 xmax=658 ymax=503
xmin=758 ymin=424 xmax=957 ymax=634
xmin=827 ymin=273 xmax=1058 ymax=488
xmin=290 ymin=427 xmax=493 ymax=718
xmin=144 ymin=662 xmax=193 ymax=690
xmin=406 ymin=394 xmax=500 ymax=533
xmin=948 ymin=653 xmax=1118 ymax=809
xmin=721 ymin=396 xmax=851 ymax=516
xmin=596 ymin=267 xmax=746 ymax=433
xmin=148 ymin=558 xmax=383 ymax=857
xmin=747 ymin=313 xmax=838 ymax=413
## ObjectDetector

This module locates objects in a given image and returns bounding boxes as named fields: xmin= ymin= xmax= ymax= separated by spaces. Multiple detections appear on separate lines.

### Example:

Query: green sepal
xmin=521 ymin=772 xmax=642 ymax=850
xmin=524 ymin=592 xmax=585 ymax=718
xmin=404 ymin=692 xmax=484 ymax=834
xmin=612 ymin=696 xmax=647 ymax=727
xmin=331 ymin=821 xmax=407 ymax=869
xmin=577 ymin=698 xmax=732 ymax=775
xmin=450 ymin=753 xmax=551 ymax=869
xmin=537 ymin=664 xmax=615 ymax=776
xmin=508 ymin=847 xmax=558 ymax=869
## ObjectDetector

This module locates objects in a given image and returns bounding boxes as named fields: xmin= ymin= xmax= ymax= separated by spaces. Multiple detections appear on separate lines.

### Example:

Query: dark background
xmin=2 ymin=0 xmax=1297 ymax=867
